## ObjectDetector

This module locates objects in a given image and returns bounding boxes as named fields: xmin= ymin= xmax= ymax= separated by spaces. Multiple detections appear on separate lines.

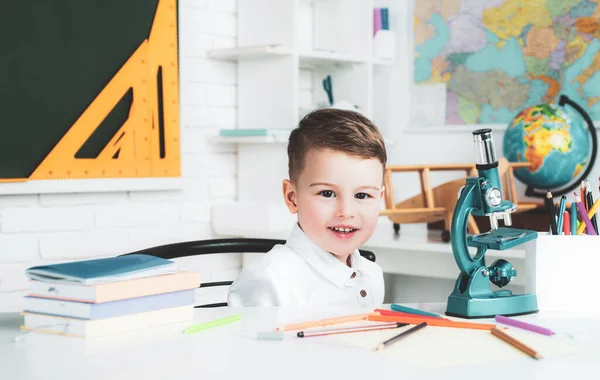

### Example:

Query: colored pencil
xmin=277 ymin=313 xmax=373 ymax=332
xmin=586 ymin=181 xmax=598 ymax=234
xmin=368 ymin=314 xmax=496 ymax=331
xmin=297 ymin=322 xmax=405 ymax=338
xmin=570 ymin=201 xmax=578 ymax=235
xmin=494 ymin=315 xmax=554 ymax=336
xmin=575 ymin=193 xmax=597 ymax=235
xmin=581 ymin=180 xmax=587 ymax=210
xmin=491 ymin=327 xmax=542 ymax=359
xmin=546 ymin=191 xmax=558 ymax=235
xmin=375 ymin=322 xmax=427 ymax=351
xmin=577 ymin=198 xmax=600 ymax=235
xmin=390 ymin=303 xmax=443 ymax=318
xmin=556 ymin=196 xmax=567 ymax=234
xmin=183 ymin=314 xmax=241 ymax=334
xmin=563 ymin=211 xmax=571 ymax=235
xmin=375 ymin=308 xmax=448 ymax=320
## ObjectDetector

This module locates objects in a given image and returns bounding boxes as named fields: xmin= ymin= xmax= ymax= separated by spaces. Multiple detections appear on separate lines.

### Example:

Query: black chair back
xmin=122 ymin=238 xmax=376 ymax=307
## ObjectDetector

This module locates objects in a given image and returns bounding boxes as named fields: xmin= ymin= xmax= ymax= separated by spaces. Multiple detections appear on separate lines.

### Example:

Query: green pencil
xmin=390 ymin=304 xmax=442 ymax=318
xmin=183 ymin=314 xmax=241 ymax=334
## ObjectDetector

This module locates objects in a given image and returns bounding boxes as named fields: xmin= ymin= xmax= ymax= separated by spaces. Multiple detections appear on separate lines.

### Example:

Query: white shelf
xmin=209 ymin=135 xmax=290 ymax=144
xmin=207 ymin=45 xmax=293 ymax=60
xmin=298 ymin=50 xmax=368 ymax=65
xmin=208 ymin=45 xmax=393 ymax=66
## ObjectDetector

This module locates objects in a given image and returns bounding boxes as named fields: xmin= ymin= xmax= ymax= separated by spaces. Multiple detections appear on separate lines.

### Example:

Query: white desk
xmin=2 ymin=304 xmax=599 ymax=380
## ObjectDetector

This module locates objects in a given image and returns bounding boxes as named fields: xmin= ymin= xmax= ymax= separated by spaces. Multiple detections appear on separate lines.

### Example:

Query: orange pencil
xmin=367 ymin=314 xmax=496 ymax=331
xmin=277 ymin=313 xmax=374 ymax=331
xmin=374 ymin=309 xmax=449 ymax=320
xmin=491 ymin=327 xmax=542 ymax=359
xmin=563 ymin=211 xmax=571 ymax=235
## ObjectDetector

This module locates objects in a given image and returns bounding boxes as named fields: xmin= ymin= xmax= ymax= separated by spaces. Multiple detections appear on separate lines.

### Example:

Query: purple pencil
xmin=575 ymin=193 xmax=597 ymax=235
xmin=495 ymin=315 xmax=555 ymax=336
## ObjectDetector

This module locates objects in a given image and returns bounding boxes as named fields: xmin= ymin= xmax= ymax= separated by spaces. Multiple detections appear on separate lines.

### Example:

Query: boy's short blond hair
xmin=287 ymin=108 xmax=387 ymax=183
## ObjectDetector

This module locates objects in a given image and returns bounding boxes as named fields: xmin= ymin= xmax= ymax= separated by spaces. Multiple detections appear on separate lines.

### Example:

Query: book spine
xmin=381 ymin=8 xmax=389 ymax=30
xmin=373 ymin=8 xmax=382 ymax=36
xmin=90 ymin=290 xmax=194 ymax=319
xmin=23 ymin=305 xmax=194 ymax=338
xmin=96 ymin=272 xmax=200 ymax=303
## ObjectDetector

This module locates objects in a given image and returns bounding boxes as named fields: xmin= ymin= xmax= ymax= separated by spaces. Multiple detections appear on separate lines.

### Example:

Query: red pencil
xmin=374 ymin=309 xmax=448 ymax=320
xmin=563 ymin=211 xmax=571 ymax=235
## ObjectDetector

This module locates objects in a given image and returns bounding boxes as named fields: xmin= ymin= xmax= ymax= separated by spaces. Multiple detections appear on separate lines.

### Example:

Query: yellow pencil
xmin=577 ymin=199 xmax=600 ymax=235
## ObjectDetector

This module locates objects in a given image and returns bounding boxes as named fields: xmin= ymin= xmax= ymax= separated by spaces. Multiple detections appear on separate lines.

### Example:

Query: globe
xmin=503 ymin=102 xmax=592 ymax=191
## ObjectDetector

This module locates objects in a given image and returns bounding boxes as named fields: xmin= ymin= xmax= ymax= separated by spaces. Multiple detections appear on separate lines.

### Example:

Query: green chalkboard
xmin=0 ymin=0 xmax=160 ymax=179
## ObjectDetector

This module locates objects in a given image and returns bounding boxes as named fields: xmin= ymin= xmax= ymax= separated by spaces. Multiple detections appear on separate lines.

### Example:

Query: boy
xmin=227 ymin=109 xmax=387 ymax=307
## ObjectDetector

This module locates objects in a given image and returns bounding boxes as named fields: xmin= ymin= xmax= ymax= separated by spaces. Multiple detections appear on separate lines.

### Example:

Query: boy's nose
xmin=336 ymin=199 xmax=355 ymax=218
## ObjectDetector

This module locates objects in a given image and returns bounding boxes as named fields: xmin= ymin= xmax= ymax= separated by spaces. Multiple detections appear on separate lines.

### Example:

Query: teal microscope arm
xmin=451 ymin=180 xmax=487 ymax=276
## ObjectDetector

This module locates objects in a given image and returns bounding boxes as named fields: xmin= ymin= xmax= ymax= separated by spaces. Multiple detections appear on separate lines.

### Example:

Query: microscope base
xmin=446 ymin=293 xmax=538 ymax=319
xmin=445 ymin=267 xmax=538 ymax=319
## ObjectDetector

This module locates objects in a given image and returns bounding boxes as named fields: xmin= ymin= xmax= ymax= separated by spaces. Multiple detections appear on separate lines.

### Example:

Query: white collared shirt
xmin=227 ymin=224 xmax=385 ymax=307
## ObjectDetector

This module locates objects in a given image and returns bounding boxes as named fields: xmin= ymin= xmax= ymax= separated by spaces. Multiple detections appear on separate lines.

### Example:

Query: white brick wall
xmin=0 ymin=1 xmax=241 ymax=311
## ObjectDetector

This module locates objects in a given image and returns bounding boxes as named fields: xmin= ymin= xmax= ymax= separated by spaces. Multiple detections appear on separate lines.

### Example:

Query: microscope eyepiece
xmin=472 ymin=129 xmax=497 ymax=168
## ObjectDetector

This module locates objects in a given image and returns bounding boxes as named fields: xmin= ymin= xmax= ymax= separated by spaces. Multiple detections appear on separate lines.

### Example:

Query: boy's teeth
xmin=332 ymin=227 xmax=355 ymax=232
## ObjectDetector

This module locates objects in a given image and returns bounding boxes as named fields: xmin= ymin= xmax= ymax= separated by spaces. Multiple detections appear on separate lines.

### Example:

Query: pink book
xmin=373 ymin=8 xmax=382 ymax=36
xmin=28 ymin=271 xmax=200 ymax=303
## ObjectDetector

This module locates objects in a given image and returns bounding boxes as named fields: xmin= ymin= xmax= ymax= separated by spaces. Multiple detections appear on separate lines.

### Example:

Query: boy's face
xmin=282 ymin=149 xmax=384 ymax=259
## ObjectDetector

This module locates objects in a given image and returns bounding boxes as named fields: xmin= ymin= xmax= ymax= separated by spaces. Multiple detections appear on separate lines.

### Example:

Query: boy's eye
xmin=319 ymin=190 xmax=335 ymax=198
xmin=355 ymin=193 xmax=371 ymax=200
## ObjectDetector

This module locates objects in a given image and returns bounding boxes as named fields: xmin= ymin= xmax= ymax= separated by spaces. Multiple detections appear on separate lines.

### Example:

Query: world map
xmin=413 ymin=0 xmax=600 ymax=126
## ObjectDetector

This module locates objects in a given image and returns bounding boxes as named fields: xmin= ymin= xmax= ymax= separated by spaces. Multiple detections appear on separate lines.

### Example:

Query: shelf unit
xmin=209 ymin=0 xmax=397 ymax=232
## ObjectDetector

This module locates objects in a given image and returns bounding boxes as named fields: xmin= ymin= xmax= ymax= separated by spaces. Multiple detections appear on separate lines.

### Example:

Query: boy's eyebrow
xmin=357 ymin=185 xmax=382 ymax=191
xmin=309 ymin=182 xmax=380 ymax=191
xmin=309 ymin=182 xmax=336 ymax=187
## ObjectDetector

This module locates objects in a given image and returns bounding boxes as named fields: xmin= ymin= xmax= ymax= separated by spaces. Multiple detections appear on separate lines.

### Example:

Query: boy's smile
xmin=283 ymin=149 xmax=384 ymax=264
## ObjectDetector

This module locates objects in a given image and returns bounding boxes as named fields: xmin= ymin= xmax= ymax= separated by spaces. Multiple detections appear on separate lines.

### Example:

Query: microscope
xmin=445 ymin=129 xmax=539 ymax=318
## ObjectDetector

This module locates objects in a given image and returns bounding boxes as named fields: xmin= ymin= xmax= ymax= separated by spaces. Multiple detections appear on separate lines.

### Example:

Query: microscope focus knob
xmin=485 ymin=187 xmax=502 ymax=207
xmin=488 ymin=259 xmax=517 ymax=288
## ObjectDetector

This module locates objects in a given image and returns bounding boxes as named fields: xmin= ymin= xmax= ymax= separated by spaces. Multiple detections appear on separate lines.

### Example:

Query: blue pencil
xmin=570 ymin=201 xmax=577 ymax=235
xmin=390 ymin=304 xmax=442 ymax=318
xmin=556 ymin=196 xmax=567 ymax=234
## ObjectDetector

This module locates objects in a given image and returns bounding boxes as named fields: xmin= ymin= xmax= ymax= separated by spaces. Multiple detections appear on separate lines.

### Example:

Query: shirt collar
xmin=285 ymin=223 xmax=362 ymax=287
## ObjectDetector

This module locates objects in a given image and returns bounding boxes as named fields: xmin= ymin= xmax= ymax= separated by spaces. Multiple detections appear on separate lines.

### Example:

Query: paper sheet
xmin=331 ymin=325 xmax=575 ymax=367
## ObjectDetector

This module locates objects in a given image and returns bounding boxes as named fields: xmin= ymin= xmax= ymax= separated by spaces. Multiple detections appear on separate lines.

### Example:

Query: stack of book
xmin=21 ymin=254 xmax=200 ymax=338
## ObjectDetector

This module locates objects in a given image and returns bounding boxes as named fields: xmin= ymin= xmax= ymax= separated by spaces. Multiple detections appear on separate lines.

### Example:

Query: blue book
xmin=25 ymin=254 xmax=177 ymax=285
xmin=23 ymin=290 xmax=194 ymax=320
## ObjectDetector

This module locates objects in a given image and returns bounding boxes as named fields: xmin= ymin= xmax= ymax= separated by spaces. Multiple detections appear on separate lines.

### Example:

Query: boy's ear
xmin=380 ymin=185 xmax=385 ymax=200
xmin=282 ymin=179 xmax=298 ymax=214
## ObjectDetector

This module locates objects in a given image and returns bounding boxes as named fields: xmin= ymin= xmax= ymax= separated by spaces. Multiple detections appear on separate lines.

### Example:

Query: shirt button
xmin=350 ymin=272 xmax=357 ymax=279
xmin=360 ymin=289 xmax=367 ymax=297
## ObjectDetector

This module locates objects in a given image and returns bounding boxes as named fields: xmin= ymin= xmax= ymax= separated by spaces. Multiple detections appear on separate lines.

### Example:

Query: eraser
xmin=256 ymin=331 xmax=284 ymax=340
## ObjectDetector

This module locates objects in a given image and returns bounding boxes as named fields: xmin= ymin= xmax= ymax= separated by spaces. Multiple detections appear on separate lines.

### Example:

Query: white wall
xmin=0 ymin=0 xmax=241 ymax=311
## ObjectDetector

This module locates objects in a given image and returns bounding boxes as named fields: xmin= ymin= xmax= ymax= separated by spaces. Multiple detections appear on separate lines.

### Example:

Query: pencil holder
xmin=527 ymin=234 xmax=600 ymax=315
xmin=373 ymin=30 xmax=396 ymax=61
